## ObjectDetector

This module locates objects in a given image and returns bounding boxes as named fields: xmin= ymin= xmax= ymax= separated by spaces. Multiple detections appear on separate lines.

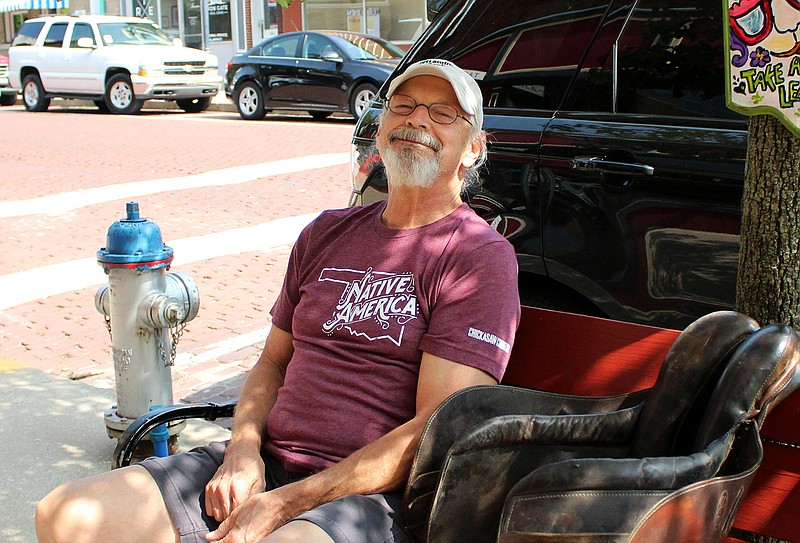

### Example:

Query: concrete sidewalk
xmin=0 ymin=361 xmax=230 ymax=543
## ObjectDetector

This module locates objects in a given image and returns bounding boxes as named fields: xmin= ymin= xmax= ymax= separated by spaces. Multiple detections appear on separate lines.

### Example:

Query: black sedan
xmin=224 ymin=31 xmax=402 ymax=121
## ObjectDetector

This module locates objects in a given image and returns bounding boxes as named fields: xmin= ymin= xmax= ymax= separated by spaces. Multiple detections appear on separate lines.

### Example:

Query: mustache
xmin=387 ymin=127 xmax=442 ymax=152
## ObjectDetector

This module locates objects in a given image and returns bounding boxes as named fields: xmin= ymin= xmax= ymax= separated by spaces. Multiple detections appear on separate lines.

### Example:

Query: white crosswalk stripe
xmin=0 ymin=212 xmax=318 ymax=311
xmin=0 ymin=153 xmax=348 ymax=218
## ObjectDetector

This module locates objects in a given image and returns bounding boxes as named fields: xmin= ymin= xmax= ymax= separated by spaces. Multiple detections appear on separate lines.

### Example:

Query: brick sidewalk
xmin=0 ymin=108 xmax=355 ymax=420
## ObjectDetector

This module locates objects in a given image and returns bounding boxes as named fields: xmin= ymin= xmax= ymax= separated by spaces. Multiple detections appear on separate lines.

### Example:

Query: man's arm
xmin=206 ymin=352 xmax=496 ymax=542
xmin=204 ymin=325 xmax=294 ymax=522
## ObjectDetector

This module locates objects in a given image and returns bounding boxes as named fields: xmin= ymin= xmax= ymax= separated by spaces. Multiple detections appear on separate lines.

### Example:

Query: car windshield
xmin=327 ymin=33 xmax=405 ymax=60
xmin=349 ymin=37 xmax=405 ymax=59
xmin=97 ymin=22 xmax=174 ymax=46
xmin=334 ymin=38 xmax=379 ymax=60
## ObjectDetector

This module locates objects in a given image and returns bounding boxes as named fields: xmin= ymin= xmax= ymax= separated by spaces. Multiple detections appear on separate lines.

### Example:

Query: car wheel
xmin=0 ymin=93 xmax=17 ymax=106
xmin=105 ymin=74 xmax=143 ymax=115
xmin=94 ymin=99 xmax=109 ymax=112
xmin=349 ymin=83 xmax=377 ymax=118
xmin=22 ymin=74 xmax=50 ymax=112
xmin=177 ymin=97 xmax=212 ymax=113
xmin=235 ymin=81 xmax=266 ymax=120
xmin=309 ymin=111 xmax=332 ymax=120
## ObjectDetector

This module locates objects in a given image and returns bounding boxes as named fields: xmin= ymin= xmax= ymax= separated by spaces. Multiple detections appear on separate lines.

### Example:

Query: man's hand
xmin=204 ymin=444 xmax=267 ymax=523
xmin=205 ymin=487 xmax=294 ymax=543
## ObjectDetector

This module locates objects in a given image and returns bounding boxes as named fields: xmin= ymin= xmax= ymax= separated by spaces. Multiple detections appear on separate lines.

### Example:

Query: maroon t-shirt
xmin=265 ymin=201 xmax=521 ymax=472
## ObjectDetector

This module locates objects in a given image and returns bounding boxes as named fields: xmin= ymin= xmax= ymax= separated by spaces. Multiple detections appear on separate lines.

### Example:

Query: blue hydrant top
xmin=97 ymin=202 xmax=174 ymax=271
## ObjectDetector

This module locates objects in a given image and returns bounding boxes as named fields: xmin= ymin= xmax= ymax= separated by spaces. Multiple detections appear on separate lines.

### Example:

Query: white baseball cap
xmin=386 ymin=59 xmax=484 ymax=128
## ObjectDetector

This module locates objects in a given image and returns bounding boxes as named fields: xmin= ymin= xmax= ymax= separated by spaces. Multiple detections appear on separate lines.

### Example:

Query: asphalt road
xmin=0 ymin=102 xmax=356 ymax=406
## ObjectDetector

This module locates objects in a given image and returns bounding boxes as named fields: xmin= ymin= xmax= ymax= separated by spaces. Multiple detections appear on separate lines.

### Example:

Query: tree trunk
xmin=736 ymin=115 xmax=800 ymax=327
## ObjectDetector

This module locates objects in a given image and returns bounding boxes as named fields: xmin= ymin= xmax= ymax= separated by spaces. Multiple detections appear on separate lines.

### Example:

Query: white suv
xmin=8 ymin=15 xmax=222 ymax=114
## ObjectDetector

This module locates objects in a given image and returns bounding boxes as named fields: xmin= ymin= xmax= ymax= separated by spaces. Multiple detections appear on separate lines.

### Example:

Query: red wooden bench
xmin=502 ymin=306 xmax=799 ymax=542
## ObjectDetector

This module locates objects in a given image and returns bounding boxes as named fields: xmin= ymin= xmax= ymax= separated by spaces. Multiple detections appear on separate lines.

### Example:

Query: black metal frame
xmin=112 ymin=401 xmax=237 ymax=469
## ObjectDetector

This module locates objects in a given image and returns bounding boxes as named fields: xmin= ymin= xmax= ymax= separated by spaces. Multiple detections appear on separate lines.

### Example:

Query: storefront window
xmin=304 ymin=0 xmax=426 ymax=43
xmin=207 ymin=0 xmax=230 ymax=42
xmin=157 ymin=0 xmax=179 ymax=39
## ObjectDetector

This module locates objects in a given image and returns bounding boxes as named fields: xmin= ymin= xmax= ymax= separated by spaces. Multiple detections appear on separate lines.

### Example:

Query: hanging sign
xmin=134 ymin=0 xmax=155 ymax=19
xmin=726 ymin=0 xmax=800 ymax=136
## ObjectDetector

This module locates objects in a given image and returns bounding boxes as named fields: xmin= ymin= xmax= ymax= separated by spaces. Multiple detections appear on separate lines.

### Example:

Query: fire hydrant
xmin=95 ymin=202 xmax=200 ymax=441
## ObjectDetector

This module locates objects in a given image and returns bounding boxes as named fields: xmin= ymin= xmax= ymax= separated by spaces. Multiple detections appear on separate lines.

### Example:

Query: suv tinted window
xmin=43 ymin=22 xmax=68 ymax=48
xmin=407 ymin=0 xmax=611 ymax=111
xmin=70 ymin=23 xmax=96 ymax=48
xmin=569 ymin=0 xmax=737 ymax=118
xmin=11 ymin=21 xmax=45 ymax=46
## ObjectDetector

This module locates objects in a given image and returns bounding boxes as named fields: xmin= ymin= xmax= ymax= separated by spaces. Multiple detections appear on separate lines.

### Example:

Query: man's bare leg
xmin=36 ymin=465 xmax=178 ymax=543
xmin=261 ymin=520 xmax=335 ymax=543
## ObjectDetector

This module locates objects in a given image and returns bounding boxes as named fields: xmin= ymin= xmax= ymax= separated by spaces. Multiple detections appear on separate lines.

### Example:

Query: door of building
xmin=250 ymin=0 xmax=277 ymax=46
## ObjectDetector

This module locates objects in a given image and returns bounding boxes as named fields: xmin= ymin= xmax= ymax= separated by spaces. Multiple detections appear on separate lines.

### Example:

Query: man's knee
xmin=35 ymin=466 xmax=176 ymax=543
xmin=35 ymin=480 xmax=94 ymax=543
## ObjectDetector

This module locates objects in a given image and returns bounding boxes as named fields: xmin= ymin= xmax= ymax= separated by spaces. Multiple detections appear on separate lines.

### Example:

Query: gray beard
xmin=382 ymin=128 xmax=442 ymax=188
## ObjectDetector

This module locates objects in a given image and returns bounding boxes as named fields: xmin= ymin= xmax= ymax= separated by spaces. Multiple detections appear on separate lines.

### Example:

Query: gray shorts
xmin=140 ymin=441 xmax=411 ymax=543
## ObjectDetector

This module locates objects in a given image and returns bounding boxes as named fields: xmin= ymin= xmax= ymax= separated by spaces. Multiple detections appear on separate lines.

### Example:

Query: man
xmin=35 ymin=59 xmax=520 ymax=543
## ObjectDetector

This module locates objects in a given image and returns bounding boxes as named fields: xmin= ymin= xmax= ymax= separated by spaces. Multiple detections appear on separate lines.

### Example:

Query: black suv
xmin=349 ymin=0 xmax=746 ymax=329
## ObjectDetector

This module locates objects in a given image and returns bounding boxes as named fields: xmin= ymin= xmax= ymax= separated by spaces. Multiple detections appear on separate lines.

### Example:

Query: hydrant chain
xmin=155 ymin=322 xmax=186 ymax=367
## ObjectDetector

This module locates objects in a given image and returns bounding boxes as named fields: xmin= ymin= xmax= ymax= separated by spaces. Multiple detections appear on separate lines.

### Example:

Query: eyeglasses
xmin=386 ymin=94 xmax=473 ymax=126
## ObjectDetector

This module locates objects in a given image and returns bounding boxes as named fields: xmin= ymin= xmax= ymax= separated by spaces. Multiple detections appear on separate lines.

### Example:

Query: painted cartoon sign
xmin=726 ymin=0 xmax=800 ymax=136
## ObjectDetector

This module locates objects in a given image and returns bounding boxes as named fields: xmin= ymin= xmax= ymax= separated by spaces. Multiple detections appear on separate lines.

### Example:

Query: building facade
xmin=302 ymin=0 xmax=426 ymax=46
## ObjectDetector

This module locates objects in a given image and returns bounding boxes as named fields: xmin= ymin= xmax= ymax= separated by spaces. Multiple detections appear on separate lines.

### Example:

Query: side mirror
xmin=172 ymin=37 xmax=184 ymax=47
xmin=76 ymin=37 xmax=96 ymax=49
xmin=321 ymin=51 xmax=343 ymax=63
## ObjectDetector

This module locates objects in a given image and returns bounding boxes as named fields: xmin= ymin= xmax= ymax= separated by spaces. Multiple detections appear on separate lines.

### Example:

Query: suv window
xmin=11 ymin=21 xmax=45 ymax=46
xmin=409 ymin=0 xmax=611 ymax=111
xmin=70 ymin=23 xmax=96 ymax=48
xmin=43 ymin=22 xmax=68 ymax=48
xmin=568 ymin=0 xmax=737 ymax=119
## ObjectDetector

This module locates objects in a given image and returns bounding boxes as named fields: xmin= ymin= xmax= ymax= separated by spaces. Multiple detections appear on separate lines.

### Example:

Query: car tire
xmin=177 ymin=97 xmax=212 ymax=113
xmin=0 ymin=93 xmax=17 ymax=106
xmin=235 ymin=81 xmax=266 ymax=120
xmin=349 ymin=82 xmax=377 ymax=118
xmin=105 ymin=74 xmax=143 ymax=115
xmin=309 ymin=111 xmax=332 ymax=120
xmin=94 ymin=99 xmax=109 ymax=112
xmin=22 ymin=74 xmax=50 ymax=112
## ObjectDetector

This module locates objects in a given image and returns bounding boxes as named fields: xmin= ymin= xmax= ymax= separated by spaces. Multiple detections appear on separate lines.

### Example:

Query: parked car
xmin=350 ymin=0 xmax=746 ymax=330
xmin=8 ymin=15 xmax=222 ymax=114
xmin=0 ymin=54 xmax=17 ymax=106
xmin=224 ymin=30 xmax=399 ymax=121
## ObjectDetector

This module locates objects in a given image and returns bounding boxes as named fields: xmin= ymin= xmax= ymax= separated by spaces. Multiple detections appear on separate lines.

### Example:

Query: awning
xmin=0 ymin=0 xmax=69 ymax=12
xmin=0 ymin=0 xmax=30 ymax=12
xmin=29 ymin=0 xmax=69 ymax=8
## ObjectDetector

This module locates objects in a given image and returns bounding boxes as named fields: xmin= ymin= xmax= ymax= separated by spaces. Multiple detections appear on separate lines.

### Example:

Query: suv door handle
xmin=572 ymin=156 xmax=655 ymax=176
